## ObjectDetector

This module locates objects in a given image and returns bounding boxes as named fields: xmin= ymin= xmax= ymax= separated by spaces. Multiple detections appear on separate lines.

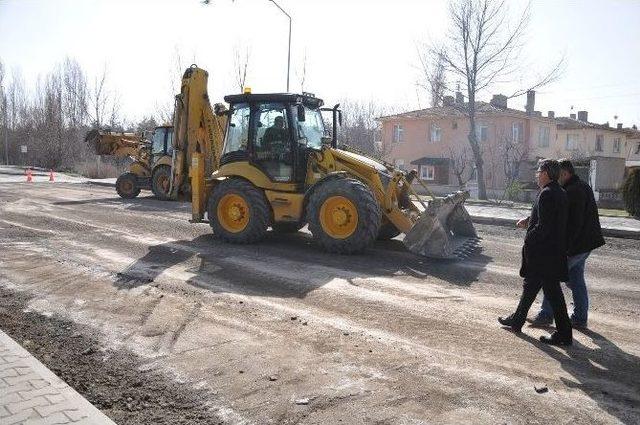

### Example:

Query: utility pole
xmin=268 ymin=0 xmax=291 ymax=92
xmin=1 ymin=85 xmax=8 ymax=165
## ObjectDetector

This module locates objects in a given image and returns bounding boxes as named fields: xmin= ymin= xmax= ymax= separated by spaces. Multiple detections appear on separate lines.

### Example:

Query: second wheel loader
xmin=171 ymin=65 xmax=479 ymax=259
xmin=85 ymin=126 xmax=175 ymax=200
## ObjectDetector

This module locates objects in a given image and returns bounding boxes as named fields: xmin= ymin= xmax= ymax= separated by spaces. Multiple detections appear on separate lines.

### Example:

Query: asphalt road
xmin=1 ymin=182 xmax=639 ymax=424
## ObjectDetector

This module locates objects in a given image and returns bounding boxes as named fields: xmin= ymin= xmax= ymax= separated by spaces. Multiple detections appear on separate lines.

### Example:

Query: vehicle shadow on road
xmin=113 ymin=230 xmax=492 ymax=298
xmin=54 ymin=196 xmax=191 ymax=213
xmin=516 ymin=329 xmax=640 ymax=424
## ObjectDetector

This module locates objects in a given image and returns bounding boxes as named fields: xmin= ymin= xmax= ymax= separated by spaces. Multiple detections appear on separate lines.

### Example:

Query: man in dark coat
xmin=499 ymin=159 xmax=573 ymax=346
xmin=530 ymin=159 xmax=605 ymax=328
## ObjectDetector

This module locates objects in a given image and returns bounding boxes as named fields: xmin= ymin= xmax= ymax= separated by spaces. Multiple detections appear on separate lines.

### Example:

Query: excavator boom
xmin=169 ymin=66 xmax=227 ymax=213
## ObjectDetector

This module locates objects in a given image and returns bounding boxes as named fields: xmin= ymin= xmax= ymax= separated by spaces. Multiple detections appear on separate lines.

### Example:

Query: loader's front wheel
xmin=152 ymin=165 xmax=172 ymax=200
xmin=308 ymin=178 xmax=381 ymax=254
xmin=208 ymin=178 xmax=270 ymax=243
xmin=115 ymin=173 xmax=140 ymax=199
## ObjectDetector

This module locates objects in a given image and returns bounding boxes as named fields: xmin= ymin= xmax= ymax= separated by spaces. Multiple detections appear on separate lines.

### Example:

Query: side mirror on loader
xmin=297 ymin=104 xmax=306 ymax=122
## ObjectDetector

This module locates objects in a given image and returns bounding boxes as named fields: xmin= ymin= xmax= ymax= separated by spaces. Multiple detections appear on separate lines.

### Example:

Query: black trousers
xmin=513 ymin=277 xmax=572 ymax=338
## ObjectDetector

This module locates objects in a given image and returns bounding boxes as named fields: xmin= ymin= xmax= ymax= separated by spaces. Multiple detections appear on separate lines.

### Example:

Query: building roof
xmin=410 ymin=157 xmax=451 ymax=166
xmin=622 ymin=127 xmax=640 ymax=139
xmin=554 ymin=117 xmax=630 ymax=135
xmin=377 ymin=101 xmax=553 ymax=122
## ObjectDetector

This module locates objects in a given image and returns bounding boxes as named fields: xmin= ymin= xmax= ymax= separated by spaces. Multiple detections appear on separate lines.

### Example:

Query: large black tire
xmin=307 ymin=178 xmax=381 ymax=254
xmin=271 ymin=222 xmax=305 ymax=233
xmin=152 ymin=165 xmax=172 ymax=200
xmin=115 ymin=173 xmax=140 ymax=199
xmin=377 ymin=221 xmax=401 ymax=240
xmin=208 ymin=178 xmax=271 ymax=243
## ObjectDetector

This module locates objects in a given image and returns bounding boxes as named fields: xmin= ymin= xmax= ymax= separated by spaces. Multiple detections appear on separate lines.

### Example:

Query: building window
xmin=392 ymin=124 xmax=403 ymax=143
xmin=452 ymin=121 xmax=458 ymax=129
xmin=430 ymin=124 xmax=442 ymax=143
xmin=595 ymin=134 xmax=604 ymax=152
xmin=613 ymin=138 xmax=621 ymax=153
xmin=635 ymin=142 xmax=640 ymax=155
xmin=512 ymin=122 xmax=524 ymax=143
xmin=475 ymin=124 xmax=488 ymax=143
xmin=394 ymin=159 xmax=405 ymax=170
xmin=566 ymin=133 xmax=579 ymax=151
xmin=538 ymin=126 xmax=550 ymax=148
xmin=420 ymin=165 xmax=435 ymax=180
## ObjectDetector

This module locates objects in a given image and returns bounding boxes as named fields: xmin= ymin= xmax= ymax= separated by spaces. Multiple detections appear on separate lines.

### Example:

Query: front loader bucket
xmin=403 ymin=190 xmax=480 ymax=260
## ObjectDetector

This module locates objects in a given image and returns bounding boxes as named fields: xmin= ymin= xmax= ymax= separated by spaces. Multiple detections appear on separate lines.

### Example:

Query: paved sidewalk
xmin=467 ymin=204 xmax=640 ymax=239
xmin=0 ymin=331 xmax=116 ymax=425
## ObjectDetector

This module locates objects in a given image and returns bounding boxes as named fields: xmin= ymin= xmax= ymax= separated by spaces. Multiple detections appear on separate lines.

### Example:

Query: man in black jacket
xmin=530 ymin=159 xmax=605 ymax=328
xmin=499 ymin=159 xmax=573 ymax=346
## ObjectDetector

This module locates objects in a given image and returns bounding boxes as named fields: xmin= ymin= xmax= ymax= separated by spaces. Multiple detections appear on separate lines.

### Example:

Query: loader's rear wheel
xmin=272 ymin=222 xmax=305 ymax=233
xmin=115 ymin=173 xmax=140 ymax=199
xmin=377 ymin=221 xmax=401 ymax=240
xmin=152 ymin=165 xmax=172 ymax=200
xmin=307 ymin=178 xmax=381 ymax=254
xmin=208 ymin=178 xmax=270 ymax=243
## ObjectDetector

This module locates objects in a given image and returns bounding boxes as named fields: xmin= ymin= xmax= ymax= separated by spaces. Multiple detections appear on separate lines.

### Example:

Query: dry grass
xmin=72 ymin=160 xmax=126 ymax=179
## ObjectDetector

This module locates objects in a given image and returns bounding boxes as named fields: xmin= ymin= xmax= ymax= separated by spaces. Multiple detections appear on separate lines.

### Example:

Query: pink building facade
xmin=379 ymin=93 xmax=557 ymax=194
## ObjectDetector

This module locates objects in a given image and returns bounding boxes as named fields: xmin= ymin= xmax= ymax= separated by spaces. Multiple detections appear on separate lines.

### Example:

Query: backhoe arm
xmin=169 ymin=65 xmax=227 ymax=218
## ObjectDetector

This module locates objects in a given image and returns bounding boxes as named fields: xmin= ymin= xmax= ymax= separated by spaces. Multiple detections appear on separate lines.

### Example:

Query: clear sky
xmin=1 ymin=0 xmax=639 ymax=126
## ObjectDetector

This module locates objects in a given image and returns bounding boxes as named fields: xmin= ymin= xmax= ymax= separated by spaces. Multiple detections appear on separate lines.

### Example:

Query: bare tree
xmin=495 ymin=128 xmax=529 ymax=202
xmin=89 ymin=65 xmax=109 ymax=129
xmin=416 ymin=46 xmax=448 ymax=107
xmin=448 ymin=145 xmax=471 ymax=188
xmin=233 ymin=45 xmax=251 ymax=93
xmin=427 ymin=0 xmax=563 ymax=199
xmin=155 ymin=47 xmax=186 ymax=125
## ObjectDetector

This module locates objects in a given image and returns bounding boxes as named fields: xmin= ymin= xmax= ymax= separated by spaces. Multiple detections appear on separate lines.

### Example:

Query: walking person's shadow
xmin=517 ymin=328 xmax=640 ymax=424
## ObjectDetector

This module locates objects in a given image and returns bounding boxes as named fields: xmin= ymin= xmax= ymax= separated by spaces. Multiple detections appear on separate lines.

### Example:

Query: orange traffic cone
xmin=26 ymin=168 xmax=33 ymax=183
xmin=49 ymin=169 xmax=55 ymax=182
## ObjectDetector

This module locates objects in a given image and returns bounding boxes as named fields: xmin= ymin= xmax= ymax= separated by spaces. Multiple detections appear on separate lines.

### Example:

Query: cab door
xmin=151 ymin=127 xmax=169 ymax=165
xmin=252 ymin=102 xmax=293 ymax=183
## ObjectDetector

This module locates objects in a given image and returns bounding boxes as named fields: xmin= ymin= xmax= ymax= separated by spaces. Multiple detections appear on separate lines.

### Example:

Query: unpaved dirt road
xmin=1 ymin=182 xmax=639 ymax=424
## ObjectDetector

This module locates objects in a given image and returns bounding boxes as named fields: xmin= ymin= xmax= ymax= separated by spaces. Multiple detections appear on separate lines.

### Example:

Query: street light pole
xmin=268 ymin=0 xmax=291 ymax=93
xmin=1 ymin=85 xmax=8 ymax=165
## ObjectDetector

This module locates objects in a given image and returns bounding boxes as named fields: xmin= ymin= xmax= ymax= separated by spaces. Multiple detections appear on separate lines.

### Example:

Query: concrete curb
xmin=471 ymin=215 xmax=640 ymax=240
xmin=0 ymin=330 xmax=116 ymax=424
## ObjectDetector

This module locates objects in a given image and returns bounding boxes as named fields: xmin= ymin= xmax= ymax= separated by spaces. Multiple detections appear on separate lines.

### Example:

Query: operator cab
xmin=150 ymin=126 xmax=174 ymax=162
xmin=220 ymin=93 xmax=328 ymax=184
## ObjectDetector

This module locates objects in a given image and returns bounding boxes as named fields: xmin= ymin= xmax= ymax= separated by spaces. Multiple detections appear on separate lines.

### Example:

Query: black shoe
xmin=498 ymin=314 xmax=522 ymax=333
xmin=529 ymin=315 xmax=553 ymax=327
xmin=540 ymin=332 xmax=572 ymax=346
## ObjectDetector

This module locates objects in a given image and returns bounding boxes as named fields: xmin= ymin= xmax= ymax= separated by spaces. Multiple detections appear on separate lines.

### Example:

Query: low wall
xmin=413 ymin=183 xmax=622 ymax=208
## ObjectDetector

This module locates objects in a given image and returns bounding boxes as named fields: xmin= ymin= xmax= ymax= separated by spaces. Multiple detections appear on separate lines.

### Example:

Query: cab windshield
xmin=297 ymin=106 xmax=325 ymax=150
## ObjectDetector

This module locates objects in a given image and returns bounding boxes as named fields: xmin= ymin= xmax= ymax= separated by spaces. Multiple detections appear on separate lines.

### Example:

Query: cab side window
xmin=254 ymin=103 xmax=292 ymax=182
xmin=151 ymin=129 xmax=166 ymax=154
xmin=223 ymin=103 xmax=250 ymax=155
xmin=256 ymin=104 xmax=289 ymax=157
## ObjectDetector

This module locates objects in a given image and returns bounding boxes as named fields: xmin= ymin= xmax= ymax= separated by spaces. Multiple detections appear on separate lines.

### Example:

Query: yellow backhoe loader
xmin=85 ymin=126 xmax=174 ymax=200
xmin=170 ymin=65 xmax=479 ymax=259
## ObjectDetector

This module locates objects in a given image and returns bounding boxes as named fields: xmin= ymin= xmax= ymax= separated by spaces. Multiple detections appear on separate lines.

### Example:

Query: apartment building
xmin=379 ymin=92 xmax=638 ymax=205
xmin=379 ymin=91 xmax=557 ymax=196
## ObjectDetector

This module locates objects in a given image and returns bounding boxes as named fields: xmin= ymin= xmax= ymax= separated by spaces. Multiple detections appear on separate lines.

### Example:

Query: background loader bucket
xmin=403 ymin=191 xmax=480 ymax=260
